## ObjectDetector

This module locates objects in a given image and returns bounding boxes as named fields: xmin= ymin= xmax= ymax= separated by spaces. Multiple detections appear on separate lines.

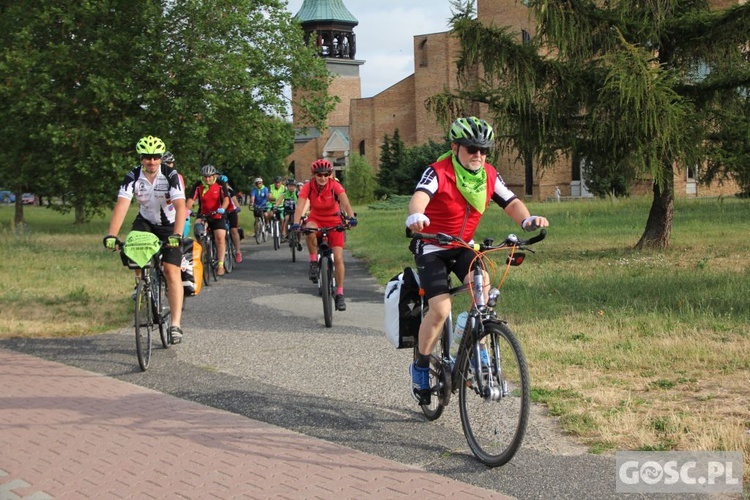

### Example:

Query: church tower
xmin=288 ymin=0 xmax=363 ymax=181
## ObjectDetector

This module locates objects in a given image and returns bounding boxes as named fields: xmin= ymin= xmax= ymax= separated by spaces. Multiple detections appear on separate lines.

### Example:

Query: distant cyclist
xmin=103 ymin=136 xmax=187 ymax=343
xmin=186 ymin=165 xmax=230 ymax=275
xmin=218 ymin=175 xmax=243 ymax=263
xmin=163 ymin=151 xmax=190 ymax=238
xmin=249 ymin=177 xmax=272 ymax=230
xmin=281 ymin=178 xmax=298 ymax=241
xmin=291 ymin=159 xmax=357 ymax=312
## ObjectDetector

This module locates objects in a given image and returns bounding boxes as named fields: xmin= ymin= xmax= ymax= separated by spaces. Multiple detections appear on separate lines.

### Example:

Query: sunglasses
xmin=203 ymin=175 xmax=215 ymax=178
xmin=141 ymin=154 xmax=162 ymax=160
xmin=315 ymin=172 xmax=331 ymax=177
xmin=464 ymin=146 xmax=489 ymax=155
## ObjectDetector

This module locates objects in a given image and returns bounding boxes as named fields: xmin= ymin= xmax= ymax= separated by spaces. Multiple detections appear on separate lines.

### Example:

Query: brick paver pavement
xmin=0 ymin=349 xmax=508 ymax=499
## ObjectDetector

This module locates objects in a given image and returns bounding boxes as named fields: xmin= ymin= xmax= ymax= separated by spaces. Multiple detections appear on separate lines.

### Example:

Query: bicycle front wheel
xmin=210 ymin=238 xmax=218 ymax=281
xmin=458 ymin=321 xmax=530 ymax=467
xmin=320 ymin=257 xmax=333 ymax=327
xmin=201 ymin=237 xmax=211 ymax=286
xmin=290 ymin=231 xmax=297 ymax=262
xmin=272 ymin=221 xmax=280 ymax=250
xmin=134 ymin=279 xmax=153 ymax=371
xmin=154 ymin=269 xmax=171 ymax=349
xmin=254 ymin=218 xmax=262 ymax=245
xmin=224 ymin=237 xmax=234 ymax=273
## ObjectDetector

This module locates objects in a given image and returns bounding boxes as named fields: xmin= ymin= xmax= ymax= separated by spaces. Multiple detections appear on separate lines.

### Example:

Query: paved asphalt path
xmin=0 ymin=237 xmax=711 ymax=499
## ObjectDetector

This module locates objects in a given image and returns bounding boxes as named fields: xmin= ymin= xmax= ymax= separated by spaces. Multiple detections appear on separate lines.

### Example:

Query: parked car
xmin=0 ymin=190 xmax=15 ymax=203
xmin=21 ymin=193 xmax=36 ymax=205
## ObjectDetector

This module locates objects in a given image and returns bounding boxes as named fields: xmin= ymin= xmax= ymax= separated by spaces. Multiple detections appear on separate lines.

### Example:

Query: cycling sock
xmin=218 ymin=260 xmax=224 ymax=267
xmin=416 ymin=354 xmax=430 ymax=369
xmin=336 ymin=286 xmax=344 ymax=295
xmin=309 ymin=254 xmax=317 ymax=262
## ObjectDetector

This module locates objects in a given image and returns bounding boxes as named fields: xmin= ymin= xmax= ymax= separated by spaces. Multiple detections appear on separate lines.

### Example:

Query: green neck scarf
xmin=438 ymin=151 xmax=488 ymax=214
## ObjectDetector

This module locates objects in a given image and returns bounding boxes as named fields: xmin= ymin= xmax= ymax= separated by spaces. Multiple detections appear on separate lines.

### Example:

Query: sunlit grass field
xmin=1 ymin=197 xmax=748 ymax=477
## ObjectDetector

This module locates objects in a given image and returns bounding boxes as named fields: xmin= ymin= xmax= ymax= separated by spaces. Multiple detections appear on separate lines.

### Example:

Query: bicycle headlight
xmin=487 ymin=288 xmax=500 ymax=307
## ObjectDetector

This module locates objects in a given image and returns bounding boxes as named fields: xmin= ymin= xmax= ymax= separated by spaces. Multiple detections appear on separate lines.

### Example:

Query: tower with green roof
xmin=288 ymin=0 xmax=363 ymax=181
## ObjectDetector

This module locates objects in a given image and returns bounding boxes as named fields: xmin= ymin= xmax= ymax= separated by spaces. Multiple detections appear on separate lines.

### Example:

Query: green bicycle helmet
xmin=448 ymin=117 xmax=495 ymax=148
xmin=136 ymin=135 xmax=166 ymax=155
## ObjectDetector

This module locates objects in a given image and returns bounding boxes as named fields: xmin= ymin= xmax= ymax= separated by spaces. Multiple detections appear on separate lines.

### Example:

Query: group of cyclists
xmin=104 ymin=116 xmax=549 ymax=408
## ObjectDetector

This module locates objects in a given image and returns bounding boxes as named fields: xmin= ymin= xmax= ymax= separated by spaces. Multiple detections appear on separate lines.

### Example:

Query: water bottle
xmin=453 ymin=311 xmax=469 ymax=345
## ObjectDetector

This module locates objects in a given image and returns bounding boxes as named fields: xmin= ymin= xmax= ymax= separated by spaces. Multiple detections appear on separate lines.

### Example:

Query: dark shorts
xmin=415 ymin=248 xmax=475 ymax=301
xmin=305 ymin=216 xmax=345 ymax=248
xmin=205 ymin=216 xmax=227 ymax=232
xmin=227 ymin=211 xmax=238 ymax=229
xmin=131 ymin=216 xmax=182 ymax=267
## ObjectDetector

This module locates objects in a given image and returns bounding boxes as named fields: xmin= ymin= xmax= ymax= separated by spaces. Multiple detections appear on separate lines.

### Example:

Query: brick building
xmin=289 ymin=0 xmax=741 ymax=199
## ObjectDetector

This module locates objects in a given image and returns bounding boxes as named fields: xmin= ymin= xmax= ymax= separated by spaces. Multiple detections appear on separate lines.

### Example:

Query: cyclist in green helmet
xmin=103 ymin=135 xmax=187 ymax=344
xmin=405 ymin=117 xmax=549 ymax=405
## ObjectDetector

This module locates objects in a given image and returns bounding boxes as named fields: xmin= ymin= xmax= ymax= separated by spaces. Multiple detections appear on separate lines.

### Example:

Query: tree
xmin=0 ymin=0 xmax=335 ymax=224
xmin=375 ymin=129 xmax=405 ymax=197
xmin=345 ymin=153 xmax=376 ymax=204
xmin=430 ymin=0 xmax=750 ymax=249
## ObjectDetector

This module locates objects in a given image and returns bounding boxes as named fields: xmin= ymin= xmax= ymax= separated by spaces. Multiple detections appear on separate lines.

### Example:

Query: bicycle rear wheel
xmin=154 ymin=268 xmax=171 ymax=349
xmin=320 ymin=257 xmax=333 ymax=327
xmin=134 ymin=279 xmax=153 ymax=371
xmin=458 ymin=321 xmax=530 ymax=467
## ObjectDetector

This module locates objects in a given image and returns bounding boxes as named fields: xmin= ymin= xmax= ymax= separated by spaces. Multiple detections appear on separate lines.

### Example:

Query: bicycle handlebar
xmin=406 ymin=228 xmax=546 ymax=251
xmin=301 ymin=224 xmax=350 ymax=235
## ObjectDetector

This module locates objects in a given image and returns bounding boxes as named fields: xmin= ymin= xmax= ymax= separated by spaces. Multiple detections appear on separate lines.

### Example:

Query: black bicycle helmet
xmin=200 ymin=164 xmax=217 ymax=176
xmin=162 ymin=152 xmax=175 ymax=163
xmin=448 ymin=117 xmax=495 ymax=148
xmin=274 ymin=176 xmax=282 ymax=183
xmin=286 ymin=178 xmax=296 ymax=185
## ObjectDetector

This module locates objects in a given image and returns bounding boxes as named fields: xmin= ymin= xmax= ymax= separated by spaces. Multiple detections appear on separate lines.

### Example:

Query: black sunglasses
xmin=141 ymin=154 xmax=162 ymax=160
xmin=464 ymin=146 xmax=489 ymax=155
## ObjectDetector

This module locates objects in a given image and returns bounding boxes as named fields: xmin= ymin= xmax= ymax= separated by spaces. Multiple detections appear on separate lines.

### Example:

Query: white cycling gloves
xmin=405 ymin=213 xmax=430 ymax=228
xmin=521 ymin=216 xmax=540 ymax=231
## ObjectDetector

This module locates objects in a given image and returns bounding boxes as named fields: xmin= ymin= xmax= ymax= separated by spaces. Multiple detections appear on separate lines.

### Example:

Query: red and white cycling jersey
xmin=415 ymin=155 xmax=518 ymax=254
xmin=117 ymin=164 xmax=185 ymax=226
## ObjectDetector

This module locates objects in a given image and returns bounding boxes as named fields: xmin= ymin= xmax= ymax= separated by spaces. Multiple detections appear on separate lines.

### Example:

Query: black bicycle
xmin=407 ymin=228 xmax=546 ymax=466
xmin=193 ymin=213 xmax=220 ymax=285
xmin=117 ymin=237 xmax=172 ymax=371
xmin=271 ymin=206 xmax=283 ymax=251
xmin=302 ymin=224 xmax=350 ymax=327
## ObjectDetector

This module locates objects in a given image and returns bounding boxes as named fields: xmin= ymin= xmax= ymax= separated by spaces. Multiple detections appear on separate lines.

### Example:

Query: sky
xmin=285 ymin=0 xmax=456 ymax=98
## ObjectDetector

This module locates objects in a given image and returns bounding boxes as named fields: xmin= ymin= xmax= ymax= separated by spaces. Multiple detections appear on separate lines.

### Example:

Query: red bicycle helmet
xmin=311 ymin=158 xmax=333 ymax=174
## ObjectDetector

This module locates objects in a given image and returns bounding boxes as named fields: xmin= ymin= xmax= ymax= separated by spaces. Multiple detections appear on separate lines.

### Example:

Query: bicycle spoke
xmin=458 ymin=322 xmax=529 ymax=467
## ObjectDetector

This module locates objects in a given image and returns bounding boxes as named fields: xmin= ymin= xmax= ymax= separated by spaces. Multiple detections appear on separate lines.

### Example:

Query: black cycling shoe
xmin=335 ymin=294 xmax=346 ymax=311
xmin=308 ymin=262 xmax=319 ymax=282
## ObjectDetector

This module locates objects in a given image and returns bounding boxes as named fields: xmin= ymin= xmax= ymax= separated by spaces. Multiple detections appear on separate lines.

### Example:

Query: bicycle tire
xmin=262 ymin=221 xmax=268 ymax=242
xmin=273 ymin=220 xmax=280 ymax=250
xmin=254 ymin=218 xmax=262 ymax=245
xmin=418 ymin=319 xmax=451 ymax=420
xmin=134 ymin=279 xmax=153 ymax=371
xmin=224 ymin=237 xmax=234 ymax=273
xmin=458 ymin=321 xmax=530 ymax=467
xmin=201 ymin=237 xmax=211 ymax=286
xmin=154 ymin=268 xmax=171 ymax=349
xmin=290 ymin=231 xmax=297 ymax=262
xmin=320 ymin=257 xmax=333 ymax=327
xmin=210 ymin=237 xmax=218 ymax=281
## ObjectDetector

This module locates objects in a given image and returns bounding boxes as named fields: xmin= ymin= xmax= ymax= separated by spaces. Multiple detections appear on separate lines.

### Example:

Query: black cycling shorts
xmin=227 ymin=211 xmax=238 ymax=229
xmin=205 ymin=216 xmax=227 ymax=232
xmin=131 ymin=215 xmax=182 ymax=267
xmin=415 ymin=248 xmax=475 ymax=301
